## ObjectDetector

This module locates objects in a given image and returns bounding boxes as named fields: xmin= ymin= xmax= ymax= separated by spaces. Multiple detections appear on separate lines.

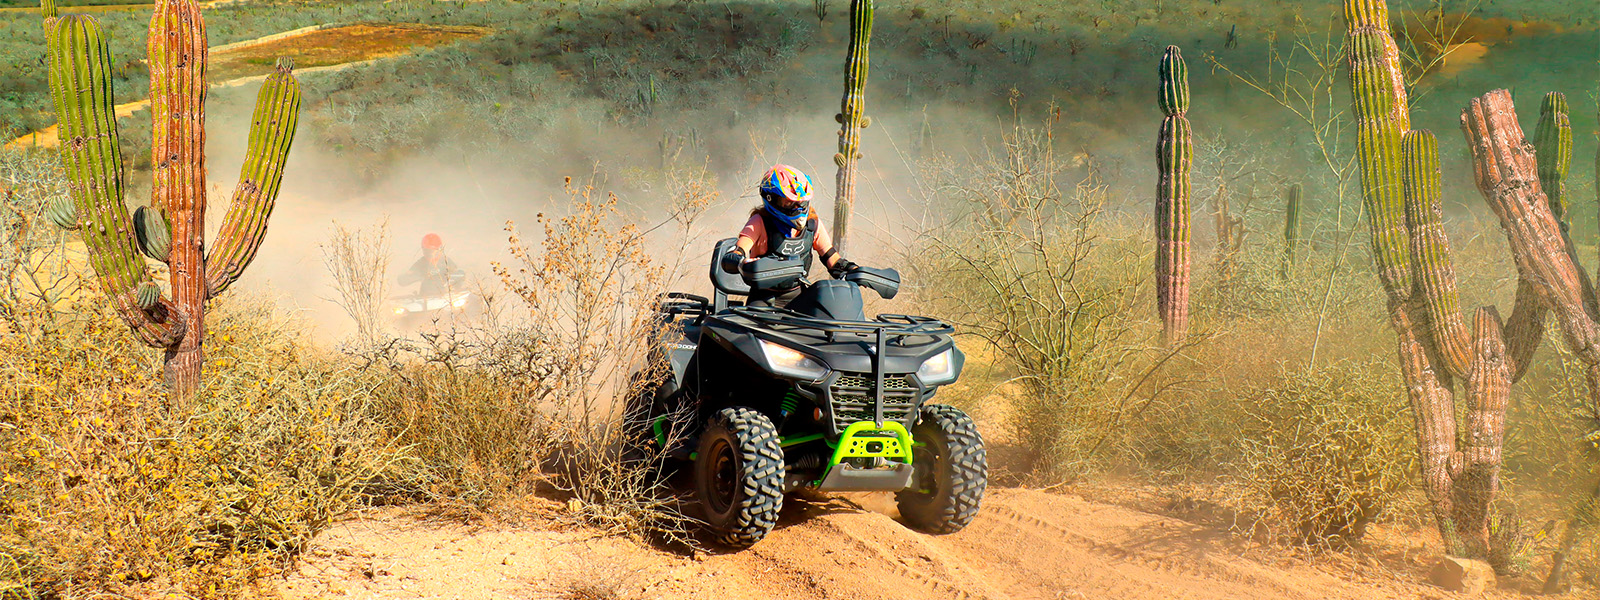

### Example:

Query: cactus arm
xmin=1402 ymin=130 xmax=1471 ymax=378
xmin=1532 ymin=92 xmax=1573 ymax=226
xmin=206 ymin=58 xmax=300 ymax=297
xmin=48 ymin=15 xmax=183 ymax=347
xmin=1500 ymin=92 xmax=1578 ymax=381
xmin=830 ymin=0 xmax=872 ymax=254
xmin=1155 ymin=45 xmax=1191 ymax=347
xmin=148 ymin=0 xmax=209 ymax=397
xmin=42 ymin=0 xmax=58 ymax=37
xmin=1503 ymin=281 xmax=1549 ymax=382
xmin=1462 ymin=90 xmax=1600 ymax=370
xmin=1346 ymin=0 xmax=1412 ymax=297
xmin=1343 ymin=0 xmax=1472 ymax=556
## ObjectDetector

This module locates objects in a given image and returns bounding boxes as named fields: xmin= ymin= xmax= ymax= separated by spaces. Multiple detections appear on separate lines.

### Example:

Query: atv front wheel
xmin=897 ymin=404 xmax=987 ymax=534
xmin=694 ymin=407 xmax=785 ymax=547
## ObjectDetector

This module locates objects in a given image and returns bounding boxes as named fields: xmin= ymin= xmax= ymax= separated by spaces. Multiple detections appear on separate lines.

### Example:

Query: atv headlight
xmin=758 ymin=339 xmax=827 ymax=381
xmin=393 ymin=306 xmax=408 ymax=316
xmin=917 ymin=348 xmax=958 ymax=386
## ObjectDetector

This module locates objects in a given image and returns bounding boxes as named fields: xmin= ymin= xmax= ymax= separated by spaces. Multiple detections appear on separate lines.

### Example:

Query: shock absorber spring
xmin=779 ymin=389 xmax=802 ymax=418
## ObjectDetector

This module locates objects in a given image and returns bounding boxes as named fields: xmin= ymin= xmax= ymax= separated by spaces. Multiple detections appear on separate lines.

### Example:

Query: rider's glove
xmin=720 ymin=247 xmax=746 ymax=274
xmin=829 ymin=258 xmax=859 ymax=280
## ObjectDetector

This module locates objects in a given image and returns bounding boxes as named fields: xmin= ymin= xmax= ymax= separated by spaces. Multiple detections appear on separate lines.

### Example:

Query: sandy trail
xmin=277 ymin=488 xmax=1486 ymax=600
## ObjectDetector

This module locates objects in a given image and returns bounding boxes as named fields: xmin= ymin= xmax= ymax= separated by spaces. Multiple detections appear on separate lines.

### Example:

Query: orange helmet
xmin=422 ymin=233 xmax=443 ymax=250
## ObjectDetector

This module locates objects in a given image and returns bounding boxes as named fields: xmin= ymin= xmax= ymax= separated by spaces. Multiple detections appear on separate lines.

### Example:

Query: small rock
xmin=1429 ymin=556 xmax=1496 ymax=595
xmin=502 ymin=554 xmax=513 ymax=566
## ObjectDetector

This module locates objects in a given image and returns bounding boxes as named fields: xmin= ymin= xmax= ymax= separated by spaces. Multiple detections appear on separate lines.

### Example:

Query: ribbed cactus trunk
xmin=1155 ymin=45 xmax=1190 ymax=347
xmin=45 ymin=0 xmax=300 ymax=404
xmin=1281 ymin=183 xmax=1302 ymax=279
xmin=149 ymin=0 xmax=209 ymax=397
xmin=1343 ymin=0 xmax=1599 ymax=562
xmin=830 ymin=0 xmax=871 ymax=254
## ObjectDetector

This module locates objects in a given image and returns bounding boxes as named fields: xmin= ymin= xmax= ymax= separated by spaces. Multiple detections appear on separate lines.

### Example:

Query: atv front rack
xmin=726 ymin=305 xmax=953 ymax=342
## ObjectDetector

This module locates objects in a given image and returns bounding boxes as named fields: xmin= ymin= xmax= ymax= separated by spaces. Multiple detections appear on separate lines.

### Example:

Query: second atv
xmin=626 ymin=238 xmax=987 ymax=548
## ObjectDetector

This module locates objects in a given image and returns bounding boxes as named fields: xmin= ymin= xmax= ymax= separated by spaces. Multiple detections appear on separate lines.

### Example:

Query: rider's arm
xmin=724 ymin=215 xmax=764 ymax=274
xmin=811 ymin=218 xmax=858 ymax=278
xmin=812 ymin=221 xmax=841 ymax=268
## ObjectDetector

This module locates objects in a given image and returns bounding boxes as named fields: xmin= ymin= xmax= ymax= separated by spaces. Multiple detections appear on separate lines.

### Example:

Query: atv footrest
xmin=815 ymin=462 xmax=915 ymax=491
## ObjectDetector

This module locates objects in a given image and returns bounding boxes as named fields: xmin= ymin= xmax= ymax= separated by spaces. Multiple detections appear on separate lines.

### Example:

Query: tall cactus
xmin=1342 ymin=0 xmax=1536 ymax=559
xmin=830 ymin=0 xmax=871 ymax=254
xmin=46 ymin=0 xmax=300 ymax=401
xmin=1281 ymin=183 xmax=1302 ymax=279
xmin=1155 ymin=45 xmax=1191 ymax=347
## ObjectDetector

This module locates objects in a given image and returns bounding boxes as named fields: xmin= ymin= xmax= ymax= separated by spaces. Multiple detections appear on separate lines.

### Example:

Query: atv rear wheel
xmin=694 ymin=407 xmax=785 ymax=547
xmin=897 ymin=404 xmax=987 ymax=534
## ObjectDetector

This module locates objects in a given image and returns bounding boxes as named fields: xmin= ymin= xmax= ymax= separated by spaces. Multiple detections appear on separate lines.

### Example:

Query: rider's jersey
xmin=400 ymin=254 xmax=464 ymax=296
xmin=736 ymin=210 xmax=834 ymax=267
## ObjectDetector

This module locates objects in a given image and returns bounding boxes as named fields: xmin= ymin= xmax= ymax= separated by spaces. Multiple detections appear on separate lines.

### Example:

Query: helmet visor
xmin=774 ymin=199 xmax=809 ymax=217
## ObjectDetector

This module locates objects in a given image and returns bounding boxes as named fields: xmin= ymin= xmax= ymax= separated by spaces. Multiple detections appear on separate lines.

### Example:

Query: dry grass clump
xmin=0 ymin=296 xmax=418 ymax=598
xmin=0 ymin=150 xmax=419 ymax=599
xmin=1226 ymin=359 xmax=1416 ymax=544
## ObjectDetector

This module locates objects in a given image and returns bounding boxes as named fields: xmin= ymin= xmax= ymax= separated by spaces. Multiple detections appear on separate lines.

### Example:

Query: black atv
xmin=625 ymin=238 xmax=986 ymax=548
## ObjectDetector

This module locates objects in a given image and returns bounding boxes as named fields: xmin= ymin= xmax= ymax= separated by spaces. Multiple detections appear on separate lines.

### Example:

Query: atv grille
xmin=827 ymin=372 xmax=920 ymax=432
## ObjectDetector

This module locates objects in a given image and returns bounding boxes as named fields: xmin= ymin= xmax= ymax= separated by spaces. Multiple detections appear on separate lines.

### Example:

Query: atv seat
xmin=709 ymin=238 xmax=750 ymax=312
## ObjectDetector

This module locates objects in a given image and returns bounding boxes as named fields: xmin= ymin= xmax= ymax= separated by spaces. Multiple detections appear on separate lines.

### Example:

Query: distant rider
xmin=399 ymin=233 xmax=466 ymax=296
xmin=721 ymin=164 xmax=860 ymax=307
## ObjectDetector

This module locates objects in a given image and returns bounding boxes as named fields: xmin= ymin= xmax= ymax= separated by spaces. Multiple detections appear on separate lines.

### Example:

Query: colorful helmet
xmin=421 ymin=233 xmax=443 ymax=250
xmin=759 ymin=164 xmax=813 ymax=232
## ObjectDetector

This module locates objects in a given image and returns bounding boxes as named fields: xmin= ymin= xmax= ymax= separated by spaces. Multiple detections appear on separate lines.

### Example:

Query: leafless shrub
xmin=320 ymin=217 xmax=393 ymax=348
xmin=0 ymin=149 xmax=79 ymax=333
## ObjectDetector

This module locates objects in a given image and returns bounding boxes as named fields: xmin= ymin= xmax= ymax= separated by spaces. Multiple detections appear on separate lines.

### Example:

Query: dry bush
xmin=914 ymin=105 xmax=1188 ymax=481
xmin=0 ymin=295 xmax=417 ymax=599
xmin=352 ymin=175 xmax=705 ymax=544
xmin=1227 ymin=358 xmax=1416 ymax=544
xmin=493 ymin=177 xmax=691 ymax=541
xmin=0 ymin=150 xmax=418 ymax=598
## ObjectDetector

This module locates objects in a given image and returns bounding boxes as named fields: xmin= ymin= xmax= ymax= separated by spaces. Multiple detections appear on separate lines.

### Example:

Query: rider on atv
xmin=399 ymin=233 xmax=466 ymax=296
xmin=721 ymin=165 xmax=861 ymax=307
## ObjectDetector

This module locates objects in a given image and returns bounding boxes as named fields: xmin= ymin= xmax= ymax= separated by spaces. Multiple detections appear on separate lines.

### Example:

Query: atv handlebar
xmin=657 ymin=292 xmax=711 ymax=316
xmin=739 ymin=256 xmax=807 ymax=291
